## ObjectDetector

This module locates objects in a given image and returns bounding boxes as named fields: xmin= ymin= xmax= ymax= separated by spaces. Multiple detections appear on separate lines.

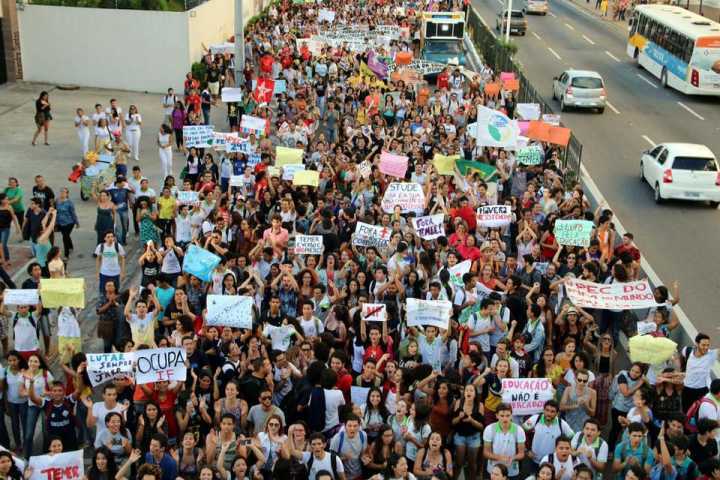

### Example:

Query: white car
xmin=525 ymin=0 xmax=549 ymax=14
xmin=640 ymin=143 xmax=720 ymax=207
xmin=552 ymin=70 xmax=607 ymax=113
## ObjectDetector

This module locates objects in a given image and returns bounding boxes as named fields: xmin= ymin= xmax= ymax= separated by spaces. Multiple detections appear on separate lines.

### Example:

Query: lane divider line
xmin=641 ymin=135 xmax=656 ymax=147
xmin=532 ymin=31 xmax=542 ymax=40
xmin=636 ymin=74 xmax=658 ymax=88
xmin=582 ymin=34 xmax=595 ymax=45
xmin=548 ymin=47 xmax=562 ymax=60
xmin=565 ymin=22 xmax=576 ymax=30
xmin=677 ymin=101 xmax=705 ymax=121
xmin=606 ymin=101 xmax=620 ymax=114
xmin=605 ymin=50 xmax=621 ymax=62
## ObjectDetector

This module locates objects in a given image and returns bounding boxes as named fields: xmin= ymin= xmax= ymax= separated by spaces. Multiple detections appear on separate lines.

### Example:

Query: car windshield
xmin=510 ymin=11 xmax=524 ymax=17
xmin=672 ymin=156 xmax=718 ymax=171
xmin=425 ymin=40 xmax=462 ymax=53
xmin=571 ymin=77 xmax=603 ymax=88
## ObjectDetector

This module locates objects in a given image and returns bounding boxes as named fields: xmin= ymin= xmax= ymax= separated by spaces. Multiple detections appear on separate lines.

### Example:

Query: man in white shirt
xmin=523 ymin=400 xmax=575 ymax=465
xmin=483 ymin=403 xmax=526 ymax=478
xmin=293 ymin=433 xmax=345 ymax=480
xmin=540 ymin=436 xmax=578 ymax=480
xmin=466 ymin=298 xmax=496 ymax=358
xmin=682 ymin=333 xmax=720 ymax=411
xmin=570 ymin=418 xmax=608 ymax=475
xmin=94 ymin=231 xmax=126 ymax=301
xmin=83 ymin=383 xmax=126 ymax=441
xmin=297 ymin=300 xmax=323 ymax=339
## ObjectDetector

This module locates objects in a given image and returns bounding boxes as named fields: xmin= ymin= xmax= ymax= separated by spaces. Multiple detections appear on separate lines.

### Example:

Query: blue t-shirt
xmin=144 ymin=452 xmax=177 ymax=480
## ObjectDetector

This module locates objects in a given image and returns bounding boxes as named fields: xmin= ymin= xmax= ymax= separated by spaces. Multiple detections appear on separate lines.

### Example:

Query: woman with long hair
xmin=4 ymin=178 xmax=24 ymax=229
xmin=362 ymin=388 xmax=390 ymax=443
xmin=452 ymin=383 xmax=484 ymax=480
xmin=584 ymin=331 xmax=618 ymax=426
xmin=412 ymin=431 xmax=453 ymax=479
xmin=483 ymin=358 xmax=511 ymax=424
xmin=85 ymin=446 xmax=118 ymax=480
xmin=0 ymin=451 xmax=23 ymax=480
xmin=362 ymin=424 xmax=396 ymax=478
xmin=428 ymin=380 xmax=454 ymax=439
xmin=124 ymin=105 xmax=142 ymax=162
xmin=19 ymin=352 xmax=53 ymax=458
xmin=135 ymin=401 xmax=169 ymax=452
xmin=257 ymin=413 xmax=286 ymax=479
xmin=93 ymin=191 xmax=115 ymax=247
xmin=0 ymin=195 xmax=19 ymax=265
xmin=158 ymin=124 xmax=174 ymax=182
xmin=32 ymin=91 xmax=51 ymax=146
xmin=531 ymin=347 xmax=565 ymax=388
xmin=3 ymin=351 xmax=27 ymax=452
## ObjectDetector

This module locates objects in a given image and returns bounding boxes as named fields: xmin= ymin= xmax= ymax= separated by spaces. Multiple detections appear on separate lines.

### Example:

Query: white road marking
xmin=605 ymin=50 xmax=621 ymax=62
xmin=549 ymin=11 xmax=557 ymax=17
xmin=636 ymin=74 xmax=658 ymax=88
xmin=641 ymin=135 xmax=656 ymax=147
xmin=677 ymin=101 xmax=705 ymax=120
xmin=548 ymin=47 xmax=562 ymax=60
xmin=565 ymin=22 xmax=576 ymax=30
xmin=532 ymin=31 xmax=542 ymax=40
xmin=582 ymin=34 xmax=595 ymax=45
xmin=606 ymin=101 xmax=620 ymax=114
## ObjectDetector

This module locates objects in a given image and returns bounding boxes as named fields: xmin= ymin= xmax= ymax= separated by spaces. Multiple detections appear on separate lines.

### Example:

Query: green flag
xmin=456 ymin=160 xmax=498 ymax=180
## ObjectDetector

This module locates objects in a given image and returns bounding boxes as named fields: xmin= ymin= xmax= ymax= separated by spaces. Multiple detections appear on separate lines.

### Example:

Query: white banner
xmin=503 ymin=378 xmax=554 ymax=416
xmin=29 ymin=450 xmax=84 ymax=480
xmin=240 ymin=115 xmax=266 ymax=135
xmin=3 ymin=289 xmax=39 ymax=305
xmin=221 ymin=87 xmax=243 ymax=103
xmin=381 ymin=182 xmax=425 ymax=213
xmin=206 ymin=295 xmax=254 ymax=328
xmin=542 ymin=114 xmax=561 ymax=126
xmin=406 ymin=298 xmax=452 ymax=330
xmin=411 ymin=214 xmax=445 ymax=240
xmin=564 ymin=278 xmax=657 ymax=310
xmin=183 ymin=125 xmax=214 ymax=148
xmin=209 ymin=42 xmax=234 ymax=54
xmin=362 ymin=303 xmax=387 ymax=322
xmin=516 ymin=103 xmax=541 ymax=120
xmin=476 ymin=106 xmax=520 ymax=149
xmin=294 ymin=235 xmax=324 ymax=255
xmin=449 ymin=259 xmax=472 ymax=287
xmin=134 ymin=347 xmax=187 ymax=385
xmin=177 ymin=191 xmax=199 ymax=204
xmin=353 ymin=222 xmax=392 ymax=248
xmin=476 ymin=205 xmax=512 ymax=228
xmin=86 ymin=352 xmax=135 ymax=387
xmin=212 ymin=132 xmax=239 ymax=151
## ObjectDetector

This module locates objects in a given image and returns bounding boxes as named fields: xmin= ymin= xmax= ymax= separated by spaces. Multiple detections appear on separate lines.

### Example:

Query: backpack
xmin=306 ymin=451 xmax=339 ymax=480
xmin=100 ymin=241 xmax=118 ymax=256
xmin=13 ymin=313 xmax=40 ymax=337
xmin=685 ymin=396 xmax=717 ymax=433
xmin=286 ymin=456 xmax=309 ymax=480
xmin=333 ymin=429 xmax=367 ymax=457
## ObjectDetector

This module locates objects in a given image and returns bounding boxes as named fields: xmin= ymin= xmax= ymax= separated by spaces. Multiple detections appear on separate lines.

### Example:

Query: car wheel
xmin=560 ymin=97 xmax=567 ymax=112
xmin=633 ymin=47 xmax=640 ymax=61
xmin=710 ymin=201 xmax=719 ymax=209
xmin=654 ymin=182 xmax=664 ymax=204
xmin=543 ymin=11 xmax=547 ymax=15
xmin=598 ymin=107 xmax=605 ymax=114
xmin=661 ymin=68 xmax=668 ymax=88
xmin=640 ymin=162 xmax=645 ymax=183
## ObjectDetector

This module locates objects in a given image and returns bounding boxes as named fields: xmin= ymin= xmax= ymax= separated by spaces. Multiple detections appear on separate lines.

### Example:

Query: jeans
xmin=0 ymin=227 xmax=10 ymax=261
xmin=116 ymin=208 xmax=129 ymax=245
xmin=24 ymin=404 xmax=42 ymax=458
xmin=58 ymin=223 xmax=75 ymax=257
xmin=8 ymin=402 xmax=26 ymax=449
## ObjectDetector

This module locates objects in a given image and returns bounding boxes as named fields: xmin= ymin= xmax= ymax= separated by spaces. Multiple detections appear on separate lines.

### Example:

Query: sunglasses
xmin=261 ymin=396 xmax=272 ymax=401
xmin=576 ymin=378 xmax=588 ymax=383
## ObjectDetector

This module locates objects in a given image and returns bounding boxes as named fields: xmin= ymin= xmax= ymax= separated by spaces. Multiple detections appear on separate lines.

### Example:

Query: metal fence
xmin=467 ymin=7 xmax=583 ymax=184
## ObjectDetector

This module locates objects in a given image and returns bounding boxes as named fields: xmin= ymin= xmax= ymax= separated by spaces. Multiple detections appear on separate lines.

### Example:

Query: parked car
xmin=552 ymin=69 xmax=607 ymax=113
xmin=524 ymin=0 xmax=549 ymax=15
xmin=640 ymin=143 xmax=720 ymax=206
xmin=496 ymin=10 xmax=528 ymax=35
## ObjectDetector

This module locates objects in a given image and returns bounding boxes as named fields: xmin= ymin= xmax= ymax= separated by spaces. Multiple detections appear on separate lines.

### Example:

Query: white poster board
xmin=206 ymin=295 xmax=254 ymax=328
xmin=134 ymin=347 xmax=187 ymax=385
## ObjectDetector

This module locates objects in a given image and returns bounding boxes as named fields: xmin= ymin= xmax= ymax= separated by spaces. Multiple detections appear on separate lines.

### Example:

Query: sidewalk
xmin=565 ymin=0 xmax=630 ymax=29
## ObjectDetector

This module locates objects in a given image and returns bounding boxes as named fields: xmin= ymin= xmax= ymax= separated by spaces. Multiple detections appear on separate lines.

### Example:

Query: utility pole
xmin=505 ymin=0 xmax=513 ymax=42
xmin=234 ymin=0 xmax=245 ymax=86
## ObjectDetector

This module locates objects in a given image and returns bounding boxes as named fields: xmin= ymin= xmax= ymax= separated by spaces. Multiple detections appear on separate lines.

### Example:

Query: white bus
xmin=627 ymin=5 xmax=720 ymax=95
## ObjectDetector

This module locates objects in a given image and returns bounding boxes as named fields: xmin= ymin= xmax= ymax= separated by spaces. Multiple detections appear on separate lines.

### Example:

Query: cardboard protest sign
xmin=549 ymin=126 xmax=571 ymax=146
xmin=240 ymin=115 xmax=265 ymax=136
xmin=212 ymin=132 xmax=239 ymax=151
xmin=476 ymin=107 xmax=520 ymax=149
xmin=226 ymin=137 xmax=252 ymax=154
xmin=516 ymin=145 xmax=544 ymax=166
xmin=433 ymin=154 xmax=459 ymax=176
xmin=294 ymin=235 xmax=324 ymax=255
xmin=28 ymin=450 xmax=84 ymax=480
xmin=183 ymin=245 xmax=221 ymax=282
xmin=380 ymin=182 xmax=425 ymax=213
xmin=554 ymin=220 xmax=594 ymax=247
xmin=39 ymin=278 xmax=85 ymax=308
xmin=564 ymin=278 xmax=657 ymax=310
xmin=134 ymin=347 xmax=187 ymax=384
xmin=484 ymin=82 xmax=501 ymax=96
xmin=293 ymin=170 xmax=320 ymax=187
xmin=516 ymin=103 xmax=541 ymax=120
xmin=177 ymin=191 xmax=199 ymax=204
xmin=476 ymin=205 xmax=512 ymax=228
xmin=3 ymin=289 xmax=39 ymax=306
xmin=527 ymin=121 xmax=552 ymax=142
xmin=206 ymin=295 xmax=254 ymax=329
xmin=406 ymin=298 xmax=452 ymax=330
xmin=502 ymin=378 xmax=554 ymax=416
xmin=281 ymin=164 xmax=305 ymax=181
xmin=86 ymin=352 xmax=135 ymax=386
xmin=542 ymin=114 xmax=561 ymax=126
xmin=629 ymin=335 xmax=677 ymax=365
xmin=182 ymin=125 xmax=214 ymax=148
xmin=273 ymin=80 xmax=286 ymax=95
xmin=411 ymin=214 xmax=445 ymax=240
xmin=362 ymin=303 xmax=387 ymax=322
xmin=276 ymin=146 xmax=304 ymax=167
xmin=353 ymin=222 xmax=392 ymax=248
xmin=221 ymin=88 xmax=243 ymax=103
xmin=358 ymin=161 xmax=372 ymax=179
xmin=379 ymin=152 xmax=409 ymax=179
xmin=449 ymin=259 xmax=472 ymax=287
xmin=351 ymin=386 xmax=370 ymax=406
xmin=209 ymin=42 xmax=234 ymax=54
xmin=229 ymin=176 xmax=243 ymax=187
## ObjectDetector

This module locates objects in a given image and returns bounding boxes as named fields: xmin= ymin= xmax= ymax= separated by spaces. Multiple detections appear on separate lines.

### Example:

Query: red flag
xmin=253 ymin=77 xmax=275 ymax=104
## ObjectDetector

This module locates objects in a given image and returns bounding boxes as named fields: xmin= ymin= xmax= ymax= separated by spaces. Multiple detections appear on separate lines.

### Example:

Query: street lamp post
xmin=234 ymin=0 xmax=245 ymax=86
xmin=505 ymin=0 xmax=513 ymax=42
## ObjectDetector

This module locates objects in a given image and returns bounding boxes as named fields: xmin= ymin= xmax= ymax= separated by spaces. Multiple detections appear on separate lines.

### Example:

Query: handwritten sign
xmin=209 ymin=42 xmax=234 ymax=54
xmin=476 ymin=205 xmax=512 ymax=228
xmin=3 ymin=289 xmax=39 ymax=306
xmin=206 ymin=295 xmax=254 ymax=329
xmin=318 ymin=8 xmax=336 ymax=22
xmin=293 ymin=170 xmax=319 ymax=187
xmin=406 ymin=298 xmax=452 ymax=330
xmin=411 ymin=214 xmax=445 ymax=240
xmin=516 ymin=145 xmax=544 ymax=166
xmin=240 ymin=115 xmax=265 ymax=137
xmin=564 ymin=278 xmax=657 ymax=310
xmin=381 ymin=182 xmax=425 ymax=213
xmin=182 ymin=125 xmax=214 ymax=148
xmin=276 ymin=146 xmax=304 ymax=167
xmin=221 ymin=88 xmax=243 ymax=103
xmin=542 ymin=114 xmax=561 ymax=126
xmin=134 ymin=347 xmax=187 ymax=385
xmin=353 ymin=222 xmax=392 ymax=248
xmin=226 ymin=137 xmax=253 ymax=153
xmin=182 ymin=245 xmax=221 ymax=282
xmin=28 ymin=450 xmax=84 ymax=480
xmin=379 ymin=152 xmax=409 ymax=179
xmin=281 ymin=164 xmax=305 ymax=181
xmin=362 ymin=303 xmax=387 ymax=322
xmin=229 ymin=175 xmax=244 ymax=187
xmin=177 ymin=191 xmax=199 ymax=204
xmin=554 ymin=220 xmax=594 ymax=247
xmin=358 ymin=161 xmax=372 ymax=179
xmin=502 ymin=378 xmax=554 ymax=416
xmin=86 ymin=352 xmax=135 ymax=386
xmin=294 ymin=235 xmax=324 ymax=255
xmin=212 ymin=132 xmax=239 ymax=151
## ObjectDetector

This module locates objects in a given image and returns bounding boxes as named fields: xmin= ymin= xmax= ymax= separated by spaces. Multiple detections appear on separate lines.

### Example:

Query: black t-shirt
xmin=239 ymin=373 xmax=267 ymax=408
xmin=32 ymin=186 xmax=55 ymax=210
xmin=44 ymin=398 xmax=78 ymax=449
xmin=207 ymin=68 xmax=220 ymax=83
xmin=689 ymin=434 xmax=718 ymax=465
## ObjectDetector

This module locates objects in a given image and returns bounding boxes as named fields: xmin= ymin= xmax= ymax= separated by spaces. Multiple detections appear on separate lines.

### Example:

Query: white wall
xmin=17 ymin=0 xmax=263 ymax=93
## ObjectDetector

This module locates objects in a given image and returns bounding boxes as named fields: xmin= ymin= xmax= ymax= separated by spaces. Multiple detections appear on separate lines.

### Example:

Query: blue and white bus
xmin=627 ymin=5 xmax=720 ymax=95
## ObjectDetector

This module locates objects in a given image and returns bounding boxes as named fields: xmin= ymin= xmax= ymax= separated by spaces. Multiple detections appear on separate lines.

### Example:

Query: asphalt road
xmin=472 ymin=0 xmax=720 ymax=335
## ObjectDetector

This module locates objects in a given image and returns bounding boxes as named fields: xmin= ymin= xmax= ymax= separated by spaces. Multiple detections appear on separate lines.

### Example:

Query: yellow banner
xmin=293 ymin=170 xmax=320 ymax=187
xmin=629 ymin=335 xmax=677 ymax=365
xmin=40 ymin=278 xmax=85 ymax=308
xmin=276 ymin=146 xmax=304 ymax=167
xmin=433 ymin=154 xmax=459 ymax=176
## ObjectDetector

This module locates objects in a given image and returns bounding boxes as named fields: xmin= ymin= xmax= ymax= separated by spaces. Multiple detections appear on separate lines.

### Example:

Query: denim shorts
xmin=454 ymin=432 xmax=482 ymax=448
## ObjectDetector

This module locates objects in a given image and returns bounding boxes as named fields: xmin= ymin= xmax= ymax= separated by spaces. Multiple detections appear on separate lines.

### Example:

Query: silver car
xmin=552 ymin=70 xmax=607 ymax=113
xmin=525 ymin=0 xmax=549 ymax=15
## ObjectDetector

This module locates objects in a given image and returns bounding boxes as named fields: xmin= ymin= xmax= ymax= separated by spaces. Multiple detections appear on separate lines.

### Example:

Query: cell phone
xmin=239 ymin=439 xmax=252 ymax=446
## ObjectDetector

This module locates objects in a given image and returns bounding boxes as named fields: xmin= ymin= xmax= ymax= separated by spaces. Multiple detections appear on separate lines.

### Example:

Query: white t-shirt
xmin=13 ymin=313 xmax=40 ymax=352
xmin=163 ymin=95 xmax=176 ymax=115
xmin=92 ymin=402 xmax=125 ymax=440
xmin=698 ymin=395 xmax=720 ymax=422
xmin=467 ymin=313 xmax=493 ymax=352
xmin=5 ymin=369 xmax=24 ymax=404
xmin=523 ymin=415 xmax=575 ymax=463
xmin=95 ymin=242 xmax=126 ymax=276
xmin=92 ymin=112 xmax=107 ymax=125
xmin=175 ymin=215 xmax=192 ymax=243
xmin=23 ymin=370 xmax=54 ymax=406
xmin=322 ymin=389 xmax=345 ymax=432
xmin=299 ymin=316 xmax=323 ymax=338
xmin=483 ymin=422 xmax=526 ymax=476
xmin=125 ymin=113 xmax=142 ymax=132
xmin=540 ymin=453 xmax=578 ymax=480
xmin=684 ymin=348 xmax=717 ymax=389
xmin=57 ymin=307 xmax=81 ymax=338
xmin=571 ymin=432 xmax=609 ymax=473
xmin=300 ymin=451 xmax=345 ymax=480
xmin=75 ymin=115 xmax=90 ymax=133
xmin=263 ymin=324 xmax=297 ymax=352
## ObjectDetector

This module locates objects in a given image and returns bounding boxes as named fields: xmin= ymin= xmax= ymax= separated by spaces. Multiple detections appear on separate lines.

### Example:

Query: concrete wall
xmin=16 ymin=0 xmax=261 ymax=93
